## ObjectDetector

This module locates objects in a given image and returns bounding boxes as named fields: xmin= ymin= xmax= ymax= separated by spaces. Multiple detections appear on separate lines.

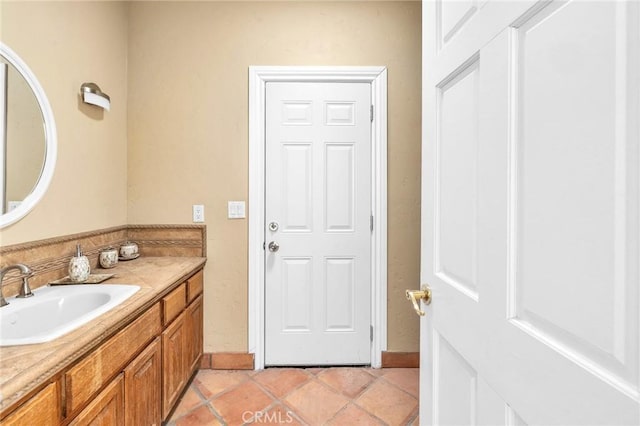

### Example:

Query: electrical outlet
xmin=192 ymin=204 xmax=205 ymax=223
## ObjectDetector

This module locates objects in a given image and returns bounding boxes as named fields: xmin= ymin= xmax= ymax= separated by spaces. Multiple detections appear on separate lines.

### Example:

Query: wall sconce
xmin=80 ymin=82 xmax=110 ymax=111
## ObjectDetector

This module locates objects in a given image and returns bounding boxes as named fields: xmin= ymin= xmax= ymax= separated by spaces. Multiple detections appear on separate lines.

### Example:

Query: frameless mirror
xmin=0 ymin=42 xmax=57 ymax=228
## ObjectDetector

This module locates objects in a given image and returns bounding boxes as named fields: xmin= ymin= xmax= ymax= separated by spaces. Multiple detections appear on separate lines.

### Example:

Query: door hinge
xmin=370 ymin=215 xmax=374 ymax=232
xmin=370 ymin=105 xmax=374 ymax=122
xmin=370 ymin=325 xmax=374 ymax=342
xmin=262 ymin=241 xmax=265 ymax=250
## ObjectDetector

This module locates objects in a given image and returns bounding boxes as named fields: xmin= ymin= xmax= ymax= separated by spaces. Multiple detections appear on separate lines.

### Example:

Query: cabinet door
xmin=162 ymin=311 xmax=186 ymax=419
xmin=1 ymin=382 xmax=60 ymax=426
xmin=185 ymin=295 xmax=203 ymax=376
xmin=69 ymin=375 xmax=124 ymax=426
xmin=124 ymin=337 xmax=161 ymax=426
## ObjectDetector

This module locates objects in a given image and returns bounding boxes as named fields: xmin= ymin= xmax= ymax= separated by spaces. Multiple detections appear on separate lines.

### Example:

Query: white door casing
xmin=248 ymin=67 xmax=387 ymax=369
xmin=264 ymin=82 xmax=371 ymax=365
xmin=1 ymin=63 xmax=6 ymax=214
xmin=421 ymin=0 xmax=640 ymax=425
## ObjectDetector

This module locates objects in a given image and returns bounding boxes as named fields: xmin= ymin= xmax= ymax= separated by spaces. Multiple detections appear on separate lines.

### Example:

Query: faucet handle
xmin=16 ymin=275 xmax=34 ymax=299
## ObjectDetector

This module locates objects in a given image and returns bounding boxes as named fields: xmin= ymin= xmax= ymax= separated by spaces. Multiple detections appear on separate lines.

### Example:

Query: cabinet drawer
xmin=163 ymin=283 xmax=186 ymax=326
xmin=65 ymin=303 xmax=161 ymax=414
xmin=187 ymin=270 xmax=203 ymax=303
xmin=1 ymin=382 xmax=60 ymax=426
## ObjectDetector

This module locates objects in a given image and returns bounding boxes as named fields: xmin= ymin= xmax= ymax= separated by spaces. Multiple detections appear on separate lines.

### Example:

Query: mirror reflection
xmin=1 ymin=57 xmax=46 ymax=215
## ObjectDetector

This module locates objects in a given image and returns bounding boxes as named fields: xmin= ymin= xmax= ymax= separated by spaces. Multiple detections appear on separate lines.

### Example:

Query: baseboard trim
xmin=381 ymin=351 xmax=419 ymax=368
xmin=201 ymin=352 xmax=255 ymax=370
xmin=201 ymin=352 xmax=415 ymax=370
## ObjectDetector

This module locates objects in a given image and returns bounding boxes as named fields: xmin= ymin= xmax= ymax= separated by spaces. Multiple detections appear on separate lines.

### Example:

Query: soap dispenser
xmin=69 ymin=244 xmax=91 ymax=282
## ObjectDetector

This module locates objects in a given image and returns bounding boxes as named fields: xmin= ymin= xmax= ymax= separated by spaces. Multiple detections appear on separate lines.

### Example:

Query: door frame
xmin=248 ymin=66 xmax=388 ymax=369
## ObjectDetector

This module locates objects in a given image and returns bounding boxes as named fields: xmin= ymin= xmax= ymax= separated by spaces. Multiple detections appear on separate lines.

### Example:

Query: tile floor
xmin=167 ymin=367 xmax=419 ymax=426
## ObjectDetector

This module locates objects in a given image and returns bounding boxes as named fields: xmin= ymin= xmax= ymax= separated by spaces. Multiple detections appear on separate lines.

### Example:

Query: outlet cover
xmin=193 ymin=204 xmax=205 ymax=222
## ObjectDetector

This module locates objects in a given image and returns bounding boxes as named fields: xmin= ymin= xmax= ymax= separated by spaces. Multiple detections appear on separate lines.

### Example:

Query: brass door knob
xmin=405 ymin=285 xmax=432 ymax=316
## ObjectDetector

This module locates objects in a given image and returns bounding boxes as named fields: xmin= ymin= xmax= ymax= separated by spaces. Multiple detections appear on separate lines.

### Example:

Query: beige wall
xmin=0 ymin=1 xmax=129 ymax=246
xmin=0 ymin=1 xmax=420 ymax=354
xmin=127 ymin=1 xmax=422 ymax=352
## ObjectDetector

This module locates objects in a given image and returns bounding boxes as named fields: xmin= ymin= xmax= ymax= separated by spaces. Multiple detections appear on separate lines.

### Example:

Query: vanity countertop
xmin=0 ymin=256 xmax=206 ymax=413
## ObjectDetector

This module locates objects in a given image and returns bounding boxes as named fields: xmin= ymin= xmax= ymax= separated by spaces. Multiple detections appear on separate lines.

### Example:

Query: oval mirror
xmin=0 ymin=43 xmax=57 ymax=228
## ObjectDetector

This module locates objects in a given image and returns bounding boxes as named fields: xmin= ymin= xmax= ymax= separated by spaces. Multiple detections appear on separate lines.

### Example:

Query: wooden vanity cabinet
xmin=1 ymin=382 xmax=61 ymax=426
xmin=1 ymin=268 xmax=204 ymax=426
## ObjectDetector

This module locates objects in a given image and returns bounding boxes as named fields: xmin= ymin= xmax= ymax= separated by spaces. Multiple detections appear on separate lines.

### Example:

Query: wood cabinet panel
xmin=65 ymin=304 xmax=161 ymax=414
xmin=162 ymin=283 xmax=186 ymax=326
xmin=162 ymin=311 xmax=186 ymax=419
xmin=124 ymin=337 xmax=161 ymax=426
xmin=1 ymin=382 xmax=60 ymax=426
xmin=68 ymin=375 xmax=124 ymax=426
xmin=187 ymin=270 xmax=203 ymax=303
xmin=185 ymin=295 xmax=203 ymax=376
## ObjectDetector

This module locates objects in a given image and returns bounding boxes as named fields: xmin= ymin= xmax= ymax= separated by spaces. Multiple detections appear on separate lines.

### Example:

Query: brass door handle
xmin=405 ymin=285 xmax=432 ymax=316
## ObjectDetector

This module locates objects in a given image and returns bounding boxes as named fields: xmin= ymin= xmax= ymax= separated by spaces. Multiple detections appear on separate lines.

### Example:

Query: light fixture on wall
xmin=80 ymin=82 xmax=110 ymax=111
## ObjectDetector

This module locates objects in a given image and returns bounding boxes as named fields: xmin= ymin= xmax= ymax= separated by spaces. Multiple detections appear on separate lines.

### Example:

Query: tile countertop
xmin=0 ymin=256 xmax=206 ymax=413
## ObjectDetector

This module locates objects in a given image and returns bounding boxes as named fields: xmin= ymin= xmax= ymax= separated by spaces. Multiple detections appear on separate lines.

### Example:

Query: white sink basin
xmin=0 ymin=284 xmax=139 ymax=346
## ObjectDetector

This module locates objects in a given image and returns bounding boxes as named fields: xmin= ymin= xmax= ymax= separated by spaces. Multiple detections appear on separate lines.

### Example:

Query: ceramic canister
xmin=99 ymin=247 xmax=119 ymax=268
xmin=119 ymin=241 xmax=139 ymax=258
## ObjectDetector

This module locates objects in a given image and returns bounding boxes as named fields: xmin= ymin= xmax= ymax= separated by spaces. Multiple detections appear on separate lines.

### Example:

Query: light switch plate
xmin=228 ymin=201 xmax=246 ymax=219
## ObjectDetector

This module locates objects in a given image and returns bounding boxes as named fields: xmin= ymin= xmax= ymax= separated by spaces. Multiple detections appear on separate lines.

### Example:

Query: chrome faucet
xmin=0 ymin=264 xmax=34 ymax=307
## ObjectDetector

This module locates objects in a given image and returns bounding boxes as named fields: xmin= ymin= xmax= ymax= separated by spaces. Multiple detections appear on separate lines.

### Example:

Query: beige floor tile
xmin=175 ymin=405 xmax=221 ymax=426
xmin=284 ymin=380 xmax=349 ymax=425
xmin=194 ymin=370 xmax=249 ymax=400
xmin=381 ymin=368 xmax=420 ymax=398
xmin=327 ymin=403 xmax=385 ymax=425
xmin=245 ymin=403 xmax=305 ymax=425
xmin=366 ymin=368 xmax=387 ymax=377
xmin=317 ymin=368 xmax=376 ymax=398
xmin=253 ymin=368 xmax=311 ymax=398
xmin=210 ymin=380 xmax=274 ymax=425
xmin=356 ymin=379 xmax=418 ymax=425
xmin=169 ymin=387 xmax=205 ymax=421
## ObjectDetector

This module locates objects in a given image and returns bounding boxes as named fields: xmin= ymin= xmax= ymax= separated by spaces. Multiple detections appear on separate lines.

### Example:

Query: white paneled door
xmin=419 ymin=0 xmax=640 ymax=424
xmin=265 ymin=82 xmax=372 ymax=366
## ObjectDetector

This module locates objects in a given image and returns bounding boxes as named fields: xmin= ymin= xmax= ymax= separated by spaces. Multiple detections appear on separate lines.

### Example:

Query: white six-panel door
xmin=265 ymin=82 xmax=372 ymax=365
xmin=421 ymin=0 xmax=640 ymax=424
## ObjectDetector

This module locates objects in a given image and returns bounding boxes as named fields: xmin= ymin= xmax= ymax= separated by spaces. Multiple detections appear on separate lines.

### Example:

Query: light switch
xmin=228 ymin=201 xmax=246 ymax=219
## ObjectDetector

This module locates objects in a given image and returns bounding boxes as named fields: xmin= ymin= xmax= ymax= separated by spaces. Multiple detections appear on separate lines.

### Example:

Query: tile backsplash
xmin=0 ymin=225 xmax=206 ymax=297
